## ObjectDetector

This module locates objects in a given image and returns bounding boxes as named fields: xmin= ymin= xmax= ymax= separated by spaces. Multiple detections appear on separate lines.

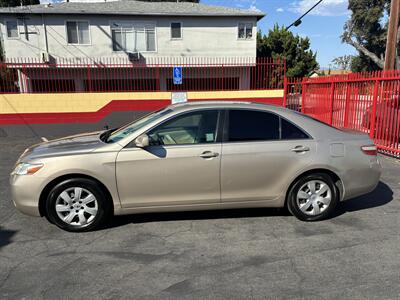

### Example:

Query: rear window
xmin=294 ymin=111 xmax=342 ymax=131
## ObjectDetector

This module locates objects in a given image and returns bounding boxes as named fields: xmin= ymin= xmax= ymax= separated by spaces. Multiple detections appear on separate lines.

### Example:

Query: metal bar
xmin=87 ymin=64 xmax=91 ymax=93
xmin=301 ymin=79 xmax=307 ymax=114
xmin=343 ymin=82 xmax=352 ymax=127
xmin=369 ymin=79 xmax=380 ymax=139
xmin=329 ymin=81 xmax=335 ymax=125
xmin=283 ymin=76 xmax=288 ymax=107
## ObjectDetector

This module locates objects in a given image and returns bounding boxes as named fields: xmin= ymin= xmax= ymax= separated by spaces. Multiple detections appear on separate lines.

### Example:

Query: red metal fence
xmin=297 ymin=71 xmax=400 ymax=156
xmin=0 ymin=57 xmax=285 ymax=94
xmin=1 ymin=55 xmax=399 ymax=156
xmin=284 ymin=77 xmax=303 ymax=112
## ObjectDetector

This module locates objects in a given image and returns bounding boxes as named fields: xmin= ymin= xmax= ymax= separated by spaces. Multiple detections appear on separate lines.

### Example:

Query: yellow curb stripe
xmin=188 ymin=90 xmax=284 ymax=99
xmin=0 ymin=90 xmax=284 ymax=114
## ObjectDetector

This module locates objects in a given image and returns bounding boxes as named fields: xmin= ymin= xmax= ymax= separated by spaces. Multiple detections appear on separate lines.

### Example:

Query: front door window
xmin=148 ymin=110 xmax=219 ymax=145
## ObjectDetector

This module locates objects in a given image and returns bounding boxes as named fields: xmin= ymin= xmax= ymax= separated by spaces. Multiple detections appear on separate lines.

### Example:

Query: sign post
xmin=173 ymin=66 xmax=182 ymax=85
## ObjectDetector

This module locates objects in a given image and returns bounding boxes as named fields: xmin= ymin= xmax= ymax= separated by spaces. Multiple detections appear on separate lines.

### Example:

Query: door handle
xmin=291 ymin=145 xmax=310 ymax=153
xmin=199 ymin=151 xmax=219 ymax=158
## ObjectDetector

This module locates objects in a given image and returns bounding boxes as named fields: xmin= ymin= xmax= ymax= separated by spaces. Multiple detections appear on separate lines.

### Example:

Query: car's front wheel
xmin=45 ymin=178 xmax=111 ymax=232
xmin=287 ymin=173 xmax=339 ymax=221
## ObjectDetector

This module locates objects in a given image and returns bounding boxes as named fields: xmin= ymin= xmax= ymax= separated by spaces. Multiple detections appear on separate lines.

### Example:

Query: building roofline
xmin=0 ymin=1 xmax=266 ymax=20
xmin=0 ymin=12 xmax=266 ymax=20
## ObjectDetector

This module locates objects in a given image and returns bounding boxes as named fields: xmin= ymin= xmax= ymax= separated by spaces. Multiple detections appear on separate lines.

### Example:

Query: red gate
xmin=293 ymin=71 xmax=400 ymax=156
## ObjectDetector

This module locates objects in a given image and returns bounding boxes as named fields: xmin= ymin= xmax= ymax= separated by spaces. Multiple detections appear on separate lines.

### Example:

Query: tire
xmin=287 ymin=173 xmax=339 ymax=221
xmin=45 ymin=178 xmax=111 ymax=232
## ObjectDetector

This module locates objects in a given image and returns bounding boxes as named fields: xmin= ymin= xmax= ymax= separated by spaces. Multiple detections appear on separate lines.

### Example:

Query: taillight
xmin=361 ymin=145 xmax=378 ymax=156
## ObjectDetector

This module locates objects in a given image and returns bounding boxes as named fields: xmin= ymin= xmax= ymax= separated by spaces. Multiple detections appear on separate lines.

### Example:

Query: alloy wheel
xmin=296 ymin=180 xmax=332 ymax=216
xmin=55 ymin=187 xmax=98 ymax=226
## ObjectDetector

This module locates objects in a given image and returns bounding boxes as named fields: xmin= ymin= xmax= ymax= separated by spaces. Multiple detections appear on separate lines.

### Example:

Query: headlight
xmin=12 ymin=163 xmax=43 ymax=175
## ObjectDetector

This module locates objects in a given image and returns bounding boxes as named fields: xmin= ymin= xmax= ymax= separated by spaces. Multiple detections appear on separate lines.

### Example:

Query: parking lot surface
xmin=1 ymin=136 xmax=400 ymax=299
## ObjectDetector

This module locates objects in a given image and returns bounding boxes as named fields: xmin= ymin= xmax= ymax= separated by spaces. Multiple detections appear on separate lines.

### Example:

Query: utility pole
xmin=384 ymin=0 xmax=400 ymax=70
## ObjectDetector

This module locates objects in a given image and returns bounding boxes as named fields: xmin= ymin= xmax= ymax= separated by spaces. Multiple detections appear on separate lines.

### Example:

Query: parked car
xmin=10 ymin=102 xmax=381 ymax=232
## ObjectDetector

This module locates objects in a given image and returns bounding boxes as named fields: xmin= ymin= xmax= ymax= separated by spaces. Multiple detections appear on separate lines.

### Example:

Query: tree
xmin=332 ymin=55 xmax=353 ymax=70
xmin=0 ymin=0 xmax=39 ymax=7
xmin=342 ymin=0 xmax=399 ymax=71
xmin=257 ymin=25 xmax=319 ymax=77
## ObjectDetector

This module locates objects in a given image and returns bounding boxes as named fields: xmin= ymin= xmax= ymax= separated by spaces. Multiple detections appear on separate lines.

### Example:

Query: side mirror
xmin=134 ymin=134 xmax=149 ymax=148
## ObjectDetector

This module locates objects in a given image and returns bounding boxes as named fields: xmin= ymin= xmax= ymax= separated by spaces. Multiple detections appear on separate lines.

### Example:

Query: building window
xmin=6 ymin=20 xmax=18 ymax=38
xmin=171 ymin=22 xmax=182 ymax=39
xmin=111 ymin=23 xmax=156 ymax=52
xmin=66 ymin=21 xmax=90 ymax=44
xmin=238 ymin=23 xmax=253 ymax=39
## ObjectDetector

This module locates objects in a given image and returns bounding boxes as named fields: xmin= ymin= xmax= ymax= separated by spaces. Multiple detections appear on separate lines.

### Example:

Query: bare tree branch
xmin=343 ymin=20 xmax=385 ymax=69
xmin=343 ymin=35 xmax=385 ymax=69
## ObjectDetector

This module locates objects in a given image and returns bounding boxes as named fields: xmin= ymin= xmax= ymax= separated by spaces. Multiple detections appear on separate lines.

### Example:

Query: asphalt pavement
xmin=1 ymin=136 xmax=400 ymax=300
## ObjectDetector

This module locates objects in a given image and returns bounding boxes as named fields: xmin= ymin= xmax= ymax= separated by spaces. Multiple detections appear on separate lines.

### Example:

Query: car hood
xmin=19 ymin=131 xmax=105 ymax=161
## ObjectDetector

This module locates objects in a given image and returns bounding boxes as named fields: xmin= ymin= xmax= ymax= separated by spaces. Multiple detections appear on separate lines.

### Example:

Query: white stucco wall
xmin=0 ymin=14 xmax=258 ymax=62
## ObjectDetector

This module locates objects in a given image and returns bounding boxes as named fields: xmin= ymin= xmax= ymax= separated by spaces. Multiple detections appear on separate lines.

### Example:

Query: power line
xmin=286 ymin=0 xmax=324 ymax=30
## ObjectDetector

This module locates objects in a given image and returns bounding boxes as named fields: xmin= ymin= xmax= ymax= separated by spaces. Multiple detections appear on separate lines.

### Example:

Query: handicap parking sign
xmin=173 ymin=66 xmax=182 ymax=85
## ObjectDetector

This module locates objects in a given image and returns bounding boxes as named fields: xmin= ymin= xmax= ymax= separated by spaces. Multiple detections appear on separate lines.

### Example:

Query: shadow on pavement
xmin=0 ymin=227 xmax=17 ymax=249
xmin=333 ymin=181 xmax=393 ymax=217
xmin=107 ymin=207 xmax=291 ymax=229
xmin=106 ymin=181 xmax=393 ymax=230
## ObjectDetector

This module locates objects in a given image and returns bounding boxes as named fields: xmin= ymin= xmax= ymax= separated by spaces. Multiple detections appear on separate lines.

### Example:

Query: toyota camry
xmin=10 ymin=102 xmax=381 ymax=231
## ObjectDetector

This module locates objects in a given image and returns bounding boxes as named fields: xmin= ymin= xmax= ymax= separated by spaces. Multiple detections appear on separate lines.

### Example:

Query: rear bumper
xmin=342 ymin=156 xmax=381 ymax=201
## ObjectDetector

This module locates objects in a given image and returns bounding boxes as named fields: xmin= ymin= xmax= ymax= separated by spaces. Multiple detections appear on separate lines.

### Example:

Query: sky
xmin=202 ymin=0 xmax=355 ymax=69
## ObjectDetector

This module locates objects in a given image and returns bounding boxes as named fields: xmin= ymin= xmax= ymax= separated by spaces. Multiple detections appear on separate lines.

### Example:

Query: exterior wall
xmin=0 ymin=14 xmax=258 ymax=62
xmin=0 ymin=89 xmax=284 ymax=124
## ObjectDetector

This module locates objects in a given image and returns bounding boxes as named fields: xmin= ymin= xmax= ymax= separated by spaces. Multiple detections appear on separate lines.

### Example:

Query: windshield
xmin=106 ymin=108 xmax=173 ymax=143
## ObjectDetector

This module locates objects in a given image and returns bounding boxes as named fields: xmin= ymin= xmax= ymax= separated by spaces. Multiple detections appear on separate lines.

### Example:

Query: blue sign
xmin=173 ymin=66 xmax=182 ymax=85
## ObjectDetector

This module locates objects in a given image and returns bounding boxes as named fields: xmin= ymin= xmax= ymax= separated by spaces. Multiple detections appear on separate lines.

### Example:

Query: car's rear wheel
xmin=287 ymin=173 xmax=339 ymax=221
xmin=45 ymin=178 xmax=111 ymax=232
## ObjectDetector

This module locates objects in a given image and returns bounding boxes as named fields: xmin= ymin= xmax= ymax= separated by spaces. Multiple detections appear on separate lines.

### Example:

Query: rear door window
xmin=228 ymin=110 xmax=280 ymax=142
xmin=281 ymin=118 xmax=309 ymax=140
xmin=227 ymin=109 xmax=310 ymax=142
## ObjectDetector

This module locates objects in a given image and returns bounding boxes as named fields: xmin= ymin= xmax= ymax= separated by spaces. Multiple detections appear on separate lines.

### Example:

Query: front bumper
xmin=10 ymin=173 xmax=45 ymax=217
